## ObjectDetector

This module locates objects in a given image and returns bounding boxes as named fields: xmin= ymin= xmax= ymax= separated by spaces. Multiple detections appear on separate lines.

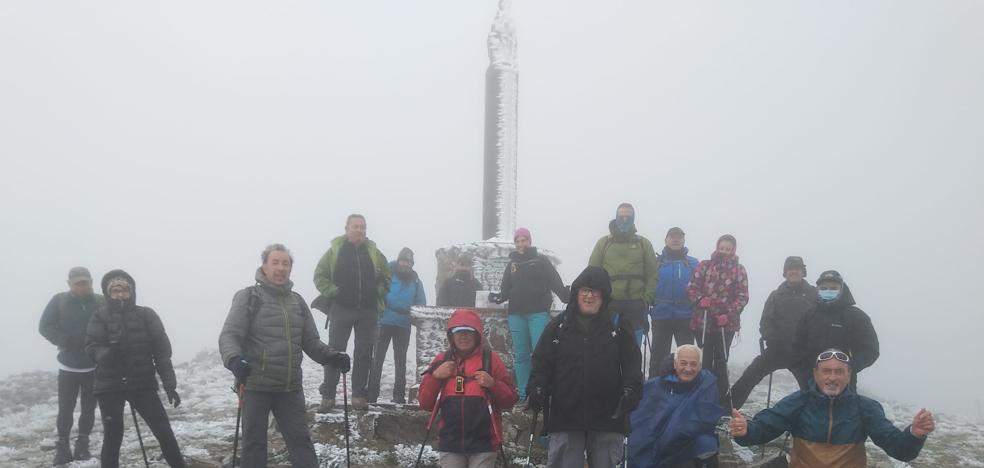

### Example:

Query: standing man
xmin=313 ymin=214 xmax=391 ymax=411
xmin=85 ymin=270 xmax=186 ymax=468
xmin=648 ymin=227 xmax=698 ymax=376
xmin=731 ymin=256 xmax=816 ymax=408
xmin=792 ymin=270 xmax=879 ymax=390
xmin=687 ymin=234 xmax=749 ymax=407
xmin=437 ymin=255 xmax=483 ymax=308
xmin=368 ymin=247 xmax=426 ymax=405
xmin=220 ymin=244 xmax=350 ymax=468
xmin=528 ymin=266 xmax=643 ymax=468
xmin=39 ymin=266 xmax=104 ymax=465
xmin=589 ymin=202 xmax=659 ymax=345
xmin=731 ymin=349 xmax=933 ymax=467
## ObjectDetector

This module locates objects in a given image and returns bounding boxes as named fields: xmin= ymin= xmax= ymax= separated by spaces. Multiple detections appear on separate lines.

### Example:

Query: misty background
xmin=1 ymin=1 xmax=981 ymax=419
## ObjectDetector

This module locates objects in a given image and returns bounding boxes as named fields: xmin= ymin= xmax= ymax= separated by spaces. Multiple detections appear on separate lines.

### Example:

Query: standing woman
xmin=85 ymin=270 xmax=186 ymax=468
xmin=490 ymin=227 xmax=569 ymax=401
xmin=687 ymin=235 xmax=749 ymax=407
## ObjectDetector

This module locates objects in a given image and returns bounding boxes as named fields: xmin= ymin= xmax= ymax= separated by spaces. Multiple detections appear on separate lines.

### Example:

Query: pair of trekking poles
xmin=230 ymin=373 xmax=353 ymax=468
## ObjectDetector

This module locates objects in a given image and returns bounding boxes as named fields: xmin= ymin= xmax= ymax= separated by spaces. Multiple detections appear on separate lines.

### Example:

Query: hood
xmin=509 ymin=246 xmax=538 ymax=261
xmin=817 ymin=282 xmax=857 ymax=311
xmin=446 ymin=308 xmax=485 ymax=351
xmin=390 ymin=260 xmax=418 ymax=282
xmin=255 ymin=267 xmax=294 ymax=292
xmin=101 ymin=269 xmax=137 ymax=306
xmin=565 ymin=266 xmax=613 ymax=313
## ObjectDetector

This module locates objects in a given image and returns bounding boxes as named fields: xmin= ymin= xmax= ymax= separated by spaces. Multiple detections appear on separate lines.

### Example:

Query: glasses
xmin=578 ymin=287 xmax=601 ymax=297
xmin=817 ymin=350 xmax=850 ymax=363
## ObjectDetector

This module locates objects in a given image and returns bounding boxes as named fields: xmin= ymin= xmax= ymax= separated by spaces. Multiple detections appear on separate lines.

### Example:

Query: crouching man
xmin=731 ymin=348 xmax=934 ymax=467
xmin=219 ymin=244 xmax=351 ymax=468
xmin=629 ymin=344 xmax=725 ymax=468
xmin=418 ymin=309 xmax=518 ymax=468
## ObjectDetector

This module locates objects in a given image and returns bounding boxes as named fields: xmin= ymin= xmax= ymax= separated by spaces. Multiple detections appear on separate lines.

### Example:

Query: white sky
xmin=1 ymin=1 xmax=982 ymax=417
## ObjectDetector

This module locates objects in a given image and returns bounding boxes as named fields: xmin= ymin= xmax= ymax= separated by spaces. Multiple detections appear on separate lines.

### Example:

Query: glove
xmin=621 ymin=387 xmax=641 ymax=413
xmin=526 ymin=386 xmax=547 ymax=412
xmin=228 ymin=355 xmax=252 ymax=382
xmin=488 ymin=292 xmax=505 ymax=304
xmin=716 ymin=314 xmax=730 ymax=327
xmin=699 ymin=297 xmax=714 ymax=309
xmin=165 ymin=388 xmax=181 ymax=408
xmin=326 ymin=351 xmax=351 ymax=373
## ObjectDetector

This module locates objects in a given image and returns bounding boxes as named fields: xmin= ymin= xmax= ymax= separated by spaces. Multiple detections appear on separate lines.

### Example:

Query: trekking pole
xmin=761 ymin=372 xmax=774 ymax=460
xmin=525 ymin=409 xmax=539 ymax=468
xmin=129 ymin=401 xmax=150 ymax=468
xmin=342 ymin=372 xmax=351 ymax=468
xmin=700 ymin=310 xmax=708 ymax=350
xmin=232 ymin=383 xmax=245 ymax=467
xmin=720 ymin=327 xmax=734 ymax=410
xmin=414 ymin=391 xmax=442 ymax=468
xmin=642 ymin=332 xmax=651 ymax=380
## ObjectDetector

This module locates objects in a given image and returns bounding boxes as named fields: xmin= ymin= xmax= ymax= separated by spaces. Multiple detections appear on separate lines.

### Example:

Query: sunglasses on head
xmin=817 ymin=350 xmax=850 ymax=364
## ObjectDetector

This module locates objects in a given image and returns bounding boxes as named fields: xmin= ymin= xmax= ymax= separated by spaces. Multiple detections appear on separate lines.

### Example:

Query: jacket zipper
xmin=281 ymin=294 xmax=293 ymax=391
xmin=827 ymin=398 xmax=834 ymax=444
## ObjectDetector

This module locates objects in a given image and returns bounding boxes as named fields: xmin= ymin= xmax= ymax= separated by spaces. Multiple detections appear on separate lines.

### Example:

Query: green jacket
xmin=313 ymin=236 xmax=391 ymax=313
xmin=588 ymin=224 xmax=659 ymax=304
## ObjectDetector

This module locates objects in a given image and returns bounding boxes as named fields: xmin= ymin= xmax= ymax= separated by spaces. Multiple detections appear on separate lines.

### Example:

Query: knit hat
xmin=783 ymin=256 xmax=807 ymax=277
xmin=816 ymin=270 xmax=844 ymax=286
xmin=397 ymin=247 xmax=414 ymax=265
xmin=68 ymin=266 xmax=92 ymax=284
xmin=666 ymin=227 xmax=685 ymax=238
xmin=514 ymin=227 xmax=532 ymax=243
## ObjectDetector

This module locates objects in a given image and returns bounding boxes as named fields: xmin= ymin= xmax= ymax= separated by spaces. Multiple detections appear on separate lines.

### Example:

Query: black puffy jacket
xmin=760 ymin=280 xmax=817 ymax=350
xmin=793 ymin=283 xmax=879 ymax=372
xmin=499 ymin=248 xmax=569 ymax=314
xmin=85 ymin=270 xmax=177 ymax=395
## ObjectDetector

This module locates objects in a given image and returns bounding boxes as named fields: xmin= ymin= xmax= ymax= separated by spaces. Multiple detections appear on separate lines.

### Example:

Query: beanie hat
xmin=783 ymin=256 xmax=807 ymax=277
xmin=398 ymin=247 xmax=414 ymax=265
xmin=666 ymin=227 xmax=685 ymax=238
xmin=514 ymin=227 xmax=532 ymax=243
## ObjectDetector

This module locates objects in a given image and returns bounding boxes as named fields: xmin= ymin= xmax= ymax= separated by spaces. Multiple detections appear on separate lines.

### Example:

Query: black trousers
xmin=97 ymin=389 xmax=185 ymax=467
xmin=242 ymin=390 xmax=318 ymax=468
xmin=730 ymin=347 xmax=804 ymax=410
xmin=57 ymin=370 xmax=96 ymax=438
xmin=320 ymin=302 xmax=378 ymax=399
xmin=649 ymin=318 xmax=694 ymax=378
xmin=368 ymin=324 xmax=411 ymax=403
xmin=695 ymin=328 xmax=734 ymax=408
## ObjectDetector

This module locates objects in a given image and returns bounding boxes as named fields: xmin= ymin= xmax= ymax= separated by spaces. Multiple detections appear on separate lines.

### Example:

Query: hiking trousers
xmin=649 ymin=318 xmax=694 ymax=377
xmin=695 ymin=329 xmax=735 ymax=408
xmin=547 ymin=431 xmax=624 ymax=468
xmin=97 ymin=389 xmax=185 ymax=468
xmin=610 ymin=299 xmax=648 ymax=346
xmin=368 ymin=324 xmax=411 ymax=403
xmin=320 ymin=302 xmax=378 ymax=400
xmin=57 ymin=369 xmax=96 ymax=438
xmin=242 ymin=389 xmax=318 ymax=468
xmin=508 ymin=311 xmax=550 ymax=399
xmin=439 ymin=451 xmax=497 ymax=468
xmin=730 ymin=346 xmax=803 ymax=409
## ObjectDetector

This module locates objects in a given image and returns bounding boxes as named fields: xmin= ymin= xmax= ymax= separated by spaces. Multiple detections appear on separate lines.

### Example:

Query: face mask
xmin=615 ymin=217 xmax=634 ymax=233
xmin=818 ymin=289 xmax=840 ymax=302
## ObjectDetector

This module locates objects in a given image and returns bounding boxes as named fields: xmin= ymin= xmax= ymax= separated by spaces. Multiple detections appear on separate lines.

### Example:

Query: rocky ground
xmin=2 ymin=349 xmax=981 ymax=467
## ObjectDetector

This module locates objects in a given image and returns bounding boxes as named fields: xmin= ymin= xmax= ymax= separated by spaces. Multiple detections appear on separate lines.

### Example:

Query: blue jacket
xmin=628 ymin=369 xmax=725 ymax=467
xmin=649 ymin=247 xmax=699 ymax=320
xmin=736 ymin=381 xmax=925 ymax=466
xmin=379 ymin=263 xmax=426 ymax=329
xmin=39 ymin=292 xmax=104 ymax=369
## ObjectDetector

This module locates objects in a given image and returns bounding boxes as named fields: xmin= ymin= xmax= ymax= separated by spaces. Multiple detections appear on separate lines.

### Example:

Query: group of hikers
xmin=39 ymin=204 xmax=936 ymax=468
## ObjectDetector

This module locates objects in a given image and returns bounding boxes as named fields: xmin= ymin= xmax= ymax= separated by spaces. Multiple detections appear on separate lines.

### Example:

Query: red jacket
xmin=418 ymin=309 xmax=518 ymax=453
xmin=688 ymin=251 xmax=749 ymax=333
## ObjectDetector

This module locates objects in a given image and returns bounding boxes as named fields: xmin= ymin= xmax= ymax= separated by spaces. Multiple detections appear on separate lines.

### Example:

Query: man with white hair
xmin=628 ymin=344 xmax=726 ymax=467
xmin=731 ymin=348 xmax=934 ymax=467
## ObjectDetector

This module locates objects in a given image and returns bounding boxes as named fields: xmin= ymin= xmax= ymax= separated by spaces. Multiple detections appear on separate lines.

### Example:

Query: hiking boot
xmin=351 ymin=397 xmax=369 ymax=411
xmin=73 ymin=434 xmax=91 ymax=460
xmin=317 ymin=397 xmax=335 ymax=413
xmin=53 ymin=436 xmax=72 ymax=466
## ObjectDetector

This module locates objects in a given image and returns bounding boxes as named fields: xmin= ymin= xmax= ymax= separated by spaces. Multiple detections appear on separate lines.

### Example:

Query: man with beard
xmin=437 ymin=255 xmax=483 ymax=307
xmin=368 ymin=247 xmax=426 ymax=404
xmin=791 ymin=270 xmax=879 ymax=391
xmin=589 ymin=203 xmax=659 ymax=345
xmin=39 ymin=267 xmax=104 ymax=464
xmin=730 ymin=256 xmax=816 ymax=408
xmin=731 ymin=349 xmax=934 ymax=467
xmin=85 ymin=270 xmax=186 ymax=468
